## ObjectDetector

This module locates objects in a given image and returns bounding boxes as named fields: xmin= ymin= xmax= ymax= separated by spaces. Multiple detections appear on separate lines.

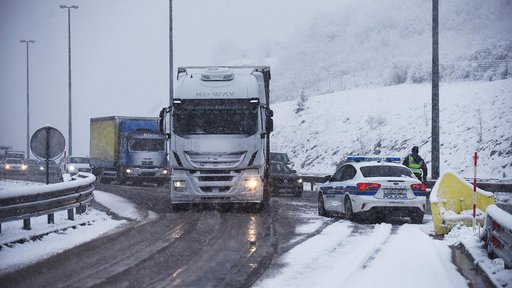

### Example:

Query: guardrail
xmin=299 ymin=174 xmax=512 ymax=193
xmin=483 ymin=204 xmax=512 ymax=268
xmin=0 ymin=173 xmax=96 ymax=233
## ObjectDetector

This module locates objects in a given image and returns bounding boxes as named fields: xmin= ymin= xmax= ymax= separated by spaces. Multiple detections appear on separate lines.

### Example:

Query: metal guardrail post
xmin=68 ymin=209 xmax=75 ymax=220
xmin=48 ymin=213 xmax=54 ymax=224
xmin=23 ymin=218 xmax=31 ymax=230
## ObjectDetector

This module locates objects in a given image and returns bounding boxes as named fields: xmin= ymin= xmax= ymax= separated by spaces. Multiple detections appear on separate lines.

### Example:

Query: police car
xmin=317 ymin=156 xmax=427 ymax=224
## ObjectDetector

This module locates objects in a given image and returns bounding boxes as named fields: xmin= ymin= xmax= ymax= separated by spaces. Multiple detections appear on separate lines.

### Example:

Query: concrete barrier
xmin=430 ymin=171 xmax=495 ymax=235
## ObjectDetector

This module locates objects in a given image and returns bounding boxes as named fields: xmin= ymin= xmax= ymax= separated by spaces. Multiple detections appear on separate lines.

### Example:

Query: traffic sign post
xmin=30 ymin=126 xmax=65 ymax=184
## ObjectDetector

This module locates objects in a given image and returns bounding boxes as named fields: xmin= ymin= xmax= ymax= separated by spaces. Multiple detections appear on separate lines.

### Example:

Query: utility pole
xmin=20 ymin=40 xmax=35 ymax=159
xmin=60 ymin=5 xmax=79 ymax=156
xmin=432 ymin=0 xmax=440 ymax=179
xmin=169 ymin=0 xmax=173 ymax=105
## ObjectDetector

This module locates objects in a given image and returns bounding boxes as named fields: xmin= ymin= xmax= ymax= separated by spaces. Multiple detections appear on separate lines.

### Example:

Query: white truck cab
xmin=160 ymin=66 xmax=273 ymax=211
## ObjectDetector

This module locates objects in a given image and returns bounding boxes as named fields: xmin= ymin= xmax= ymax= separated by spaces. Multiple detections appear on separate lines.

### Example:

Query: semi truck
xmin=159 ymin=66 xmax=273 ymax=211
xmin=90 ymin=116 xmax=169 ymax=185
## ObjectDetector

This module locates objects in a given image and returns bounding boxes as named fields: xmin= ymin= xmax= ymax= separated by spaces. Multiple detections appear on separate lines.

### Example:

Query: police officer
xmin=403 ymin=146 xmax=428 ymax=183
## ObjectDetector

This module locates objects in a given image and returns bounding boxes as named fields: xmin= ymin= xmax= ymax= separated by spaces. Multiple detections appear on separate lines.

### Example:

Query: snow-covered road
xmin=255 ymin=220 xmax=466 ymax=288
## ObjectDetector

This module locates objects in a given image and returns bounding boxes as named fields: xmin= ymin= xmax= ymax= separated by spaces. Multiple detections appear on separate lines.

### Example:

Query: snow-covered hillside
xmin=271 ymin=79 xmax=512 ymax=180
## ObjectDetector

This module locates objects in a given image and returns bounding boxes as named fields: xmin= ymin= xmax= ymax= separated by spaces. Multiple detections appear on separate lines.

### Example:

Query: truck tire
xmin=171 ymin=203 xmax=189 ymax=212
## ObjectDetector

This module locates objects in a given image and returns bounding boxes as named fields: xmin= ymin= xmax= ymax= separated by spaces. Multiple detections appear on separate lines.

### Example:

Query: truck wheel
xmin=171 ymin=203 xmax=189 ymax=212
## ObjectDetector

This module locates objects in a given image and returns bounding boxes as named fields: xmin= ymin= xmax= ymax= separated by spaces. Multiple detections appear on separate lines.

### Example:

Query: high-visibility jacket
xmin=407 ymin=155 xmax=423 ymax=176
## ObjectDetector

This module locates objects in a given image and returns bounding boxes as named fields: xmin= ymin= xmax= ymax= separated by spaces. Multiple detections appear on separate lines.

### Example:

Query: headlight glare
xmin=244 ymin=178 xmax=259 ymax=191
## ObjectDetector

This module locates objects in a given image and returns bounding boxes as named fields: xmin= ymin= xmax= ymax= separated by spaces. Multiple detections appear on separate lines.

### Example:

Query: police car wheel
xmin=344 ymin=198 xmax=354 ymax=221
xmin=318 ymin=194 xmax=327 ymax=217
xmin=410 ymin=212 xmax=424 ymax=224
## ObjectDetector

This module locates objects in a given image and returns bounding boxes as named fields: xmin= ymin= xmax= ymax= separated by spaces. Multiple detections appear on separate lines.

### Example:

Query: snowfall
xmin=1 ymin=80 xmax=512 ymax=287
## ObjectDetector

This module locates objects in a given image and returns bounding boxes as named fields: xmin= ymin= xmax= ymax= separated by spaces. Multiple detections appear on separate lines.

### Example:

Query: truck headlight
xmin=173 ymin=180 xmax=186 ymax=192
xmin=5 ymin=164 xmax=10 ymax=170
xmin=125 ymin=168 xmax=133 ymax=174
xmin=22 ymin=165 xmax=28 ymax=170
xmin=244 ymin=178 xmax=260 ymax=191
xmin=162 ymin=169 xmax=169 ymax=175
xmin=68 ymin=165 xmax=76 ymax=172
xmin=297 ymin=178 xmax=303 ymax=184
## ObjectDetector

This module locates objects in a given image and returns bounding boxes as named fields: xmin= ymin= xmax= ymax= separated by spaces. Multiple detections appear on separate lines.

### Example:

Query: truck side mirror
xmin=159 ymin=106 xmax=171 ymax=138
xmin=266 ymin=118 xmax=273 ymax=133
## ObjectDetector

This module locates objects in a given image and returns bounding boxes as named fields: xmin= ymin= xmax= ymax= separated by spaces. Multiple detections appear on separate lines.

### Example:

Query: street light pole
xmin=432 ymin=0 xmax=440 ymax=179
xmin=20 ymin=40 xmax=35 ymax=160
xmin=60 ymin=5 xmax=79 ymax=156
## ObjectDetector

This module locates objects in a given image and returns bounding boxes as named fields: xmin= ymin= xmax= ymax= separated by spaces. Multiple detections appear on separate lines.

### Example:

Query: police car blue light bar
xmin=346 ymin=156 xmax=401 ymax=163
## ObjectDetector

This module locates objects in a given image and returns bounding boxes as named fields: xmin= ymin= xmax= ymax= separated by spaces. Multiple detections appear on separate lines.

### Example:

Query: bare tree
xmin=295 ymin=89 xmax=308 ymax=114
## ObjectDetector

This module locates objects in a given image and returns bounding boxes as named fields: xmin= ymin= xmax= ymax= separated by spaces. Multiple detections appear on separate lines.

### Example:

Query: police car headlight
xmin=297 ymin=178 xmax=303 ymax=184
xmin=162 ymin=169 xmax=169 ymax=175
xmin=244 ymin=178 xmax=260 ymax=191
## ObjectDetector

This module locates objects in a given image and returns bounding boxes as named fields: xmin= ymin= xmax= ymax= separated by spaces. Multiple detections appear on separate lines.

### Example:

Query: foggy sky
xmin=0 ymin=0 xmax=346 ymax=157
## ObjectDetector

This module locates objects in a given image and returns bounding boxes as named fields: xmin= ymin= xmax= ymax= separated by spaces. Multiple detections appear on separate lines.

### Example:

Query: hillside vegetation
xmin=271 ymin=79 xmax=512 ymax=180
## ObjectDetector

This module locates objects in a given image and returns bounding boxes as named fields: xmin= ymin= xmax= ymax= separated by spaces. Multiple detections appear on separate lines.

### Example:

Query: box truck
xmin=90 ymin=116 xmax=169 ymax=185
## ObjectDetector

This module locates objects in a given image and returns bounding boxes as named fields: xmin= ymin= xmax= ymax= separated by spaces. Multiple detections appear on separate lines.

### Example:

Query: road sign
xmin=30 ymin=126 xmax=66 ymax=160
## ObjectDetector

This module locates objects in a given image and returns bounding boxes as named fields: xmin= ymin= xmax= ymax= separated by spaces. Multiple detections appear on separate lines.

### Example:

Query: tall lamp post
xmin=60 ymin=4 xmax=79 ymax=156
xmin=20 ymin=40 xmax=35 ymax=159
xmin=432 ymin=0 xmax=440 ymax=179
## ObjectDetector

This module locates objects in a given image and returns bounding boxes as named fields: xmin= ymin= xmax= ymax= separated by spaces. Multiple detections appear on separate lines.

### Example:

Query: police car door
xmin=323 ymin=166 xmax=346 ymax=211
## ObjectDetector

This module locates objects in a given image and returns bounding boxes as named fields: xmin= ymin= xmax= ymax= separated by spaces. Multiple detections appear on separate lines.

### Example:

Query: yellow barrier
xmin=430 ymin=171 xmax=495 ymax=235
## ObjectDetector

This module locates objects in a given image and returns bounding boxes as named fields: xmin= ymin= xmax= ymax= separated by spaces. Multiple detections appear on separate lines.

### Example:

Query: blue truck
xmin=90 ymin=116 xmax=169 ymax=186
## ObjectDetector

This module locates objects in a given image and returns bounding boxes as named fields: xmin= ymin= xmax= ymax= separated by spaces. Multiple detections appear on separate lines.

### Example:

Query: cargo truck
xmin=159 ymin=66 xmax=273 ymax=211
xmin=90 ymin=116 xmax=169 ymax=185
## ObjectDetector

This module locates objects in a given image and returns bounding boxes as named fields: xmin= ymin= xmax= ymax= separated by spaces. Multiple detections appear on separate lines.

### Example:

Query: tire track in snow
xmin=254 ymin=221 xmax=393 ymax=288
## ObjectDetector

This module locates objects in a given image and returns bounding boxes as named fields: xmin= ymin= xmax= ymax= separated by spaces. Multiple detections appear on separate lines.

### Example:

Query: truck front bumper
xmin=170 ymin=169 xmax=264 ymax=204
xmin=124 ymin=167 xmax=169 ymax=183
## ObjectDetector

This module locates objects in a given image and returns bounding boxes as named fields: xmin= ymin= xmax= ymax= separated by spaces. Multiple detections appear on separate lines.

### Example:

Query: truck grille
xmin=190 ymin=170 xmax=240 ymax=193
xmin=184 ymin=152 xmax=246 ymax=169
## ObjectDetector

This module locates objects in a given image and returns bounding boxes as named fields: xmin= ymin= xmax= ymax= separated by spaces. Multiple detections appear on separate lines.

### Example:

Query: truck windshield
xmin=173 ymin=99 xmax=258 ymax=135
xmin=129 ymin=138 xmax=165 ymax=152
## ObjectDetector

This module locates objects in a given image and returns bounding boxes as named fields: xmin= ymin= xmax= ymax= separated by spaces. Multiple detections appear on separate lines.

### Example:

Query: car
xmin=269 ymin=161 xmax=303 ymax=197
xmin=60 ymin=156 xmax=91 ymax=175
xmin=2 ymin=158 xmax=28 ymax=175
xmin=270 ymin=152 xmax=294 ymax=168
xmin=317 ymin=156 xmax=427 ymax=224
xmin=36 ymin=160 xmax=61 ymax=176
xmin=26 ymin=159 xmax=45 ymax=174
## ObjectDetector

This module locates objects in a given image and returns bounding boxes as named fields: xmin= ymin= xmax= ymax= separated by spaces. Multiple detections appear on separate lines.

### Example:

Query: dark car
xmin=269 ymin=161 xmax=303 ymax=197
xmin=26 ymin=159 xmax=44 ymax=174
xmin=25 ymin=159 xmax=61 ymax=176
xmin=270 ymin=152 xmax=293 ymax=168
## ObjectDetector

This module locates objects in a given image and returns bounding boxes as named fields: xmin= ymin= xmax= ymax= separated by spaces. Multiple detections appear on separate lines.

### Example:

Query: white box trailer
xmin=159 ymin=66 xmax=273 ymax=211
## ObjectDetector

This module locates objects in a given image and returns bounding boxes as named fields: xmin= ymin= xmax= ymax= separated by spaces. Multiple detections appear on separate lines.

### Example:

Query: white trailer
xmin=159 ymin=66 xmax=273 ymax=211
